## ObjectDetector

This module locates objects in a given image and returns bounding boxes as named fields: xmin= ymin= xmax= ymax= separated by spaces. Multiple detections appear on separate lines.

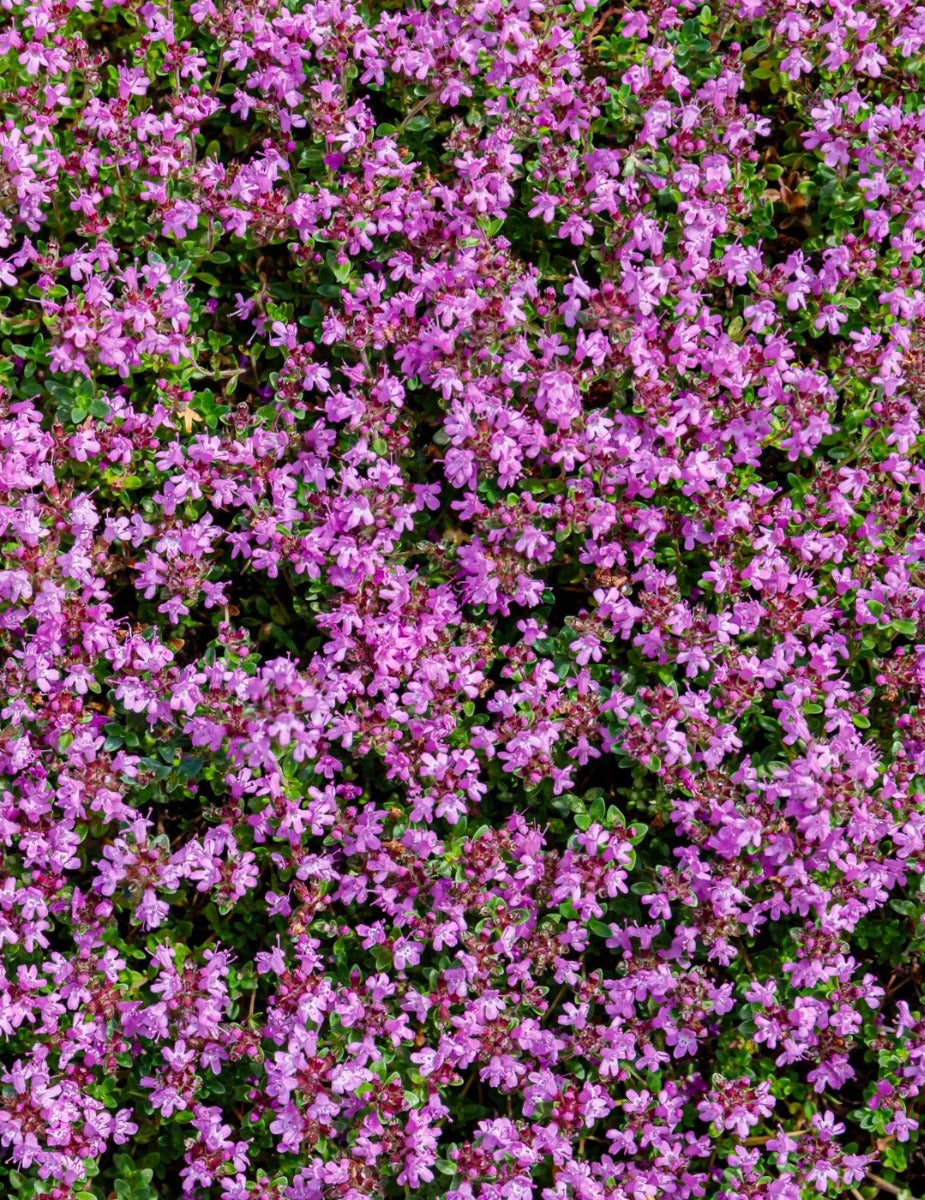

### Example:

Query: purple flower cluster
xmin=1 ymin=0 xmax=925 ymax=1198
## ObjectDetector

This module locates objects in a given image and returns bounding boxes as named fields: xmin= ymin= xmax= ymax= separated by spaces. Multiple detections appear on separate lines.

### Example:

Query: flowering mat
xmin=2 ymin=0 xmax=925 ymax=1198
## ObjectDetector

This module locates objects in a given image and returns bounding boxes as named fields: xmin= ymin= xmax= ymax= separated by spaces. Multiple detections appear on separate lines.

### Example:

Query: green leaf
xmin=883 ymin=1143 xmax=908 ymax=1172
xmin=178 ymin=756 xmax=204 ymax=779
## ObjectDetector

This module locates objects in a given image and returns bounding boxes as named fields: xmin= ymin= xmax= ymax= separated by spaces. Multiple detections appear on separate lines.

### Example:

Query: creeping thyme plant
xmin=2 ymin=0 xmax=925 ymax=1198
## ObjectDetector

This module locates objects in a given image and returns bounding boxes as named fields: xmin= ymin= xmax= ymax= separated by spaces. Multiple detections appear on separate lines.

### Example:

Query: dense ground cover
xmin=1 ymin=0 xmax=925 ymax=1198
